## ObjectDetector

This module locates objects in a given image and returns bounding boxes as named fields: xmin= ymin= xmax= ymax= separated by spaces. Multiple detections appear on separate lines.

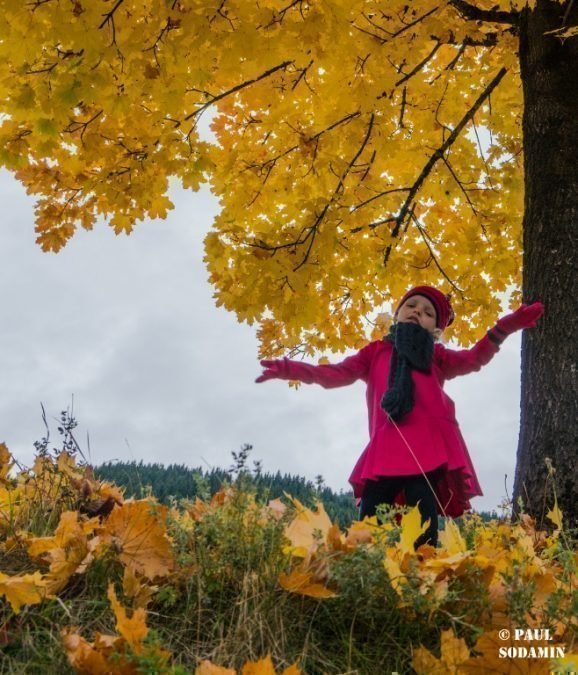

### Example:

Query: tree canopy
xmin=0 ymin=0 xmax=552 ymax=353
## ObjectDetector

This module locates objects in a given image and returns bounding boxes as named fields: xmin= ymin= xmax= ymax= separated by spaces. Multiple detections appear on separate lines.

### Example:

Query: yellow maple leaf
xmin=27 ymin=510 xmax=99 ymax=593
xmin=241 ymin=655 xmax=276 ymax=675
xmin=413 ymin=628 xmax=470 ymax=674
xmin=283 ymin=496 xmax=333 ymax=557
xmin=438 ymin=519 xmax=467 ymax=555
xmin=107 ymin=584 xmax=148 ymax=652
xmin=546 ymin=502 xmax=563 ymax=530
xmin=0 ymin=442 xmax=14 ymax=482
xmin=398 ymin=505 xmax=428 ymax=556
xmin=0 ymin=571 xmax=49 ymax=613
xmin=460 ymin=630 xmax=553 ymax=674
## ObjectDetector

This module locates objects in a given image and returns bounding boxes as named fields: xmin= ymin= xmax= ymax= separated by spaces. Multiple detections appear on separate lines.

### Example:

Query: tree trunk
xmin=514 ymin=0 xmax=578 ymax=529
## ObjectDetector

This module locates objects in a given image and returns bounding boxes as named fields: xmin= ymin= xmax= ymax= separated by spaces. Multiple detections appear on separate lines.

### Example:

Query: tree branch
xmin=396 ymin=40 xmax=442 ymax=87
xmin=293 ymin=113 xmax=376 ymax=272
xmin=450 ymin=0 xmax=520 ymax=25
xmin=184 ymin=61 xmax=292 ymax=124
xmin=411 ymin=212 xmax=464 ymax=294
xmin=98 ymin=0 xmax=125 ymax=29
xmin=382 ymin=66 xmax=508 ymax=265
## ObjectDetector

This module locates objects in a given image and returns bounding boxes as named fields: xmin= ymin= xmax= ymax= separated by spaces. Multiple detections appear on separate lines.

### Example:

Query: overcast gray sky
xmin=0 ymin=167 xmax=522 ymax=513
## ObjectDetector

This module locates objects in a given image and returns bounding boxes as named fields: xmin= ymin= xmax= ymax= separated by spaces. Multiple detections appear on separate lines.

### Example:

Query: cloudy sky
xmin=0 ymin=167 xmax=523 ymax=513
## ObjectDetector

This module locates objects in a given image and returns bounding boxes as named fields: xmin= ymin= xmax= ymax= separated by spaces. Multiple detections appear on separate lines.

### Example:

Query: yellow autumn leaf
xmin=0 ymin=571 xmax=49 ymax=613
xmin=547 ymin=502 xmax=563 ymax=530
xmin=398 ymin=505 xmax=428 ymax=556
xmin=438 ymin=519 xmax=467 ymax=555
xmin=0 ymin=442 xmax=14 ymax=482
xmin=107 ymin=584 xmax=148 ymax=652
xmin=460 ymin=630 xmax=553 ymax=674
xmin=242 ymin=656 xmax=301 ymax=675
xmin=413 ymin=628 xmax=470 ymax=674
xmin=122 ymin=565 xmax=158 ymax=609
xmin=26 ymin=510 xmax=100 ymax=593
xmin=283 ymin=497 xmax=333 ymax=557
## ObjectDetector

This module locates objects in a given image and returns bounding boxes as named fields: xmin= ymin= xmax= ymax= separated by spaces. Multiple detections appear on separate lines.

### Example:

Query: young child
xmin=256 ymin=286 xmax=544 ymax=548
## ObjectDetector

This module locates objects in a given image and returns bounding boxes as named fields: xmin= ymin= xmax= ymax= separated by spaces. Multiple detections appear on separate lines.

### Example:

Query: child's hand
xmin=495 ymin=302 xmax=544 ymax=335
xmin=255 ymin=359 xmax=286 ymax=383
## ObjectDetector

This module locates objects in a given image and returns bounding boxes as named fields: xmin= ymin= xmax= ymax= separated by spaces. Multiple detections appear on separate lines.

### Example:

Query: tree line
xmin=95 ymin=444 xmax=499 ymax=528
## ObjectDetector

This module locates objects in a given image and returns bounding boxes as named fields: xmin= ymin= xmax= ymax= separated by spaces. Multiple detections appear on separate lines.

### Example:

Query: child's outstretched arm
xmin=436 ymin=302 xmax=544 ymax=380
xmin=255 ymin=342 xmax=376 ymax=388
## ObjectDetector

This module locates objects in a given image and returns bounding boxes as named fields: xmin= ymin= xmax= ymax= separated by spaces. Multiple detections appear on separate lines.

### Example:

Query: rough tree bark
xmin=514 ymin=0 xmax=578 ymax=529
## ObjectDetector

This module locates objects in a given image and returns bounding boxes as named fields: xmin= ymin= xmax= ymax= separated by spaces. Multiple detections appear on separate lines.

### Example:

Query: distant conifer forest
xmin=95 ymin=443 xmax=499 ymax=527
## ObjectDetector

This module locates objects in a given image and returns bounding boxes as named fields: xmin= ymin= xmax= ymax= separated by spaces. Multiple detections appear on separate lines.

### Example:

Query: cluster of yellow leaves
xmin=279 ymin=499 xmax=577 ymax=673
xmin=2 ymin=441 xmax=577 ymax=673
xmin=61 ymin=584 xmax=170 ymax=675
xmin=0 ymin=0 xmax=542 ymax=354
xmin=0 ymin=444 xmax=172 ymax=614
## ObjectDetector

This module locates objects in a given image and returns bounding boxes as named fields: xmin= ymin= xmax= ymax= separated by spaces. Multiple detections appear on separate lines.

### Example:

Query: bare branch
xmin=450 ymin=0 xmax=520 ymax=25
xmin=411 ymin=212 xmax=464 ymax=294
xmin=349 ymin=216 xmax=397 ymax=235
xmin=184 ymin=61 xmax=292 ymax=123
xmin=396 ymin=40 xmax=442 ymax=86
xmin=351 ymin=187 xmax=411 ymax=213
xmin=293 ymin=113 xmax=376 ymax=271
xmin=248 ymin=115 xmax=376 ymax=269
xmin=382 ymin=66 xmax=508 ymax=266
xmin=353 ymin=6 xmax=440 ymax=44
xmin=98 ymin=0 xmax=125 ymax=29
xmin=242 ymin=111 xmax=360 ymax=204
xmin=64 ymin=109 xmax=104 ymax=143
xmin=398 ymin=86 xmax=407 ymax=128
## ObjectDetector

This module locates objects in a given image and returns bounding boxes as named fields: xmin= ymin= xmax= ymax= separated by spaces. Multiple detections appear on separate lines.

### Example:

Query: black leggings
xmin=359 ymin=473 xmax=439 ymax=548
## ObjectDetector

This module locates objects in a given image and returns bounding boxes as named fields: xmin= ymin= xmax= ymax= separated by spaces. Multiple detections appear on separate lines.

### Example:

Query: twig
xmin=410 ymin=212 xmax=464 ymax=294
xmin=383 ymin=66 xmax=507 ymax=266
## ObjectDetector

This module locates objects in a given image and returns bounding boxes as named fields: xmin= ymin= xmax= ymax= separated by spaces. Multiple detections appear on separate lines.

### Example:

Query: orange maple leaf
xmin=100 ymin=501 xmax=174 ymax=579
xmin=413 ymin=628 xmax=470 ymax=674
xmin=240 ymin=656 xmax=301 ymax=674
xmin=278 ymin=566 xmax=337 ymax=599
xmin=195 ymin=661 xmax=236 ymax=675
xmin=61 ymin=629 xmax=114 ymax=675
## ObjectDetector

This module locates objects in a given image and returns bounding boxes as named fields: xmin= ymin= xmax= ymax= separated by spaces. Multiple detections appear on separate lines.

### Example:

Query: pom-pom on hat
xmin=395 ymin=285 xmax=455 ymax=329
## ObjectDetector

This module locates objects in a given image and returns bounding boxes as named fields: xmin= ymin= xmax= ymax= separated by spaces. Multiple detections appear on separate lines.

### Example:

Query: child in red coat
xmin=256 ymin=286 xmax=544 ymax=548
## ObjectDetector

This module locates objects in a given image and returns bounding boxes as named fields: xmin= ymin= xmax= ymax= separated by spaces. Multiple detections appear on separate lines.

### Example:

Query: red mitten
xmin=491 ymin=302 xmax=544 ymax=342
xmin=255 ymin=358 xmax=288 ymax=383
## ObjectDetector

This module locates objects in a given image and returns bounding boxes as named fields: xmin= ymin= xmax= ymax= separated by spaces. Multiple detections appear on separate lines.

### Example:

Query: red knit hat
xmin=395 ymin=286 xmax=455 ymax=329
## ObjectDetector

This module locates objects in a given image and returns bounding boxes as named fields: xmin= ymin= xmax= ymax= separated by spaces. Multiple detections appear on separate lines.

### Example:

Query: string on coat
xmin=386 ymin=413 xmax=451 ymax=518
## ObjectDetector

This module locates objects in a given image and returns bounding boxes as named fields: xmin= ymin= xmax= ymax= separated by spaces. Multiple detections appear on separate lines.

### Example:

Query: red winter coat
xmin=278 ymin=334 xmax=501 ymax=517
